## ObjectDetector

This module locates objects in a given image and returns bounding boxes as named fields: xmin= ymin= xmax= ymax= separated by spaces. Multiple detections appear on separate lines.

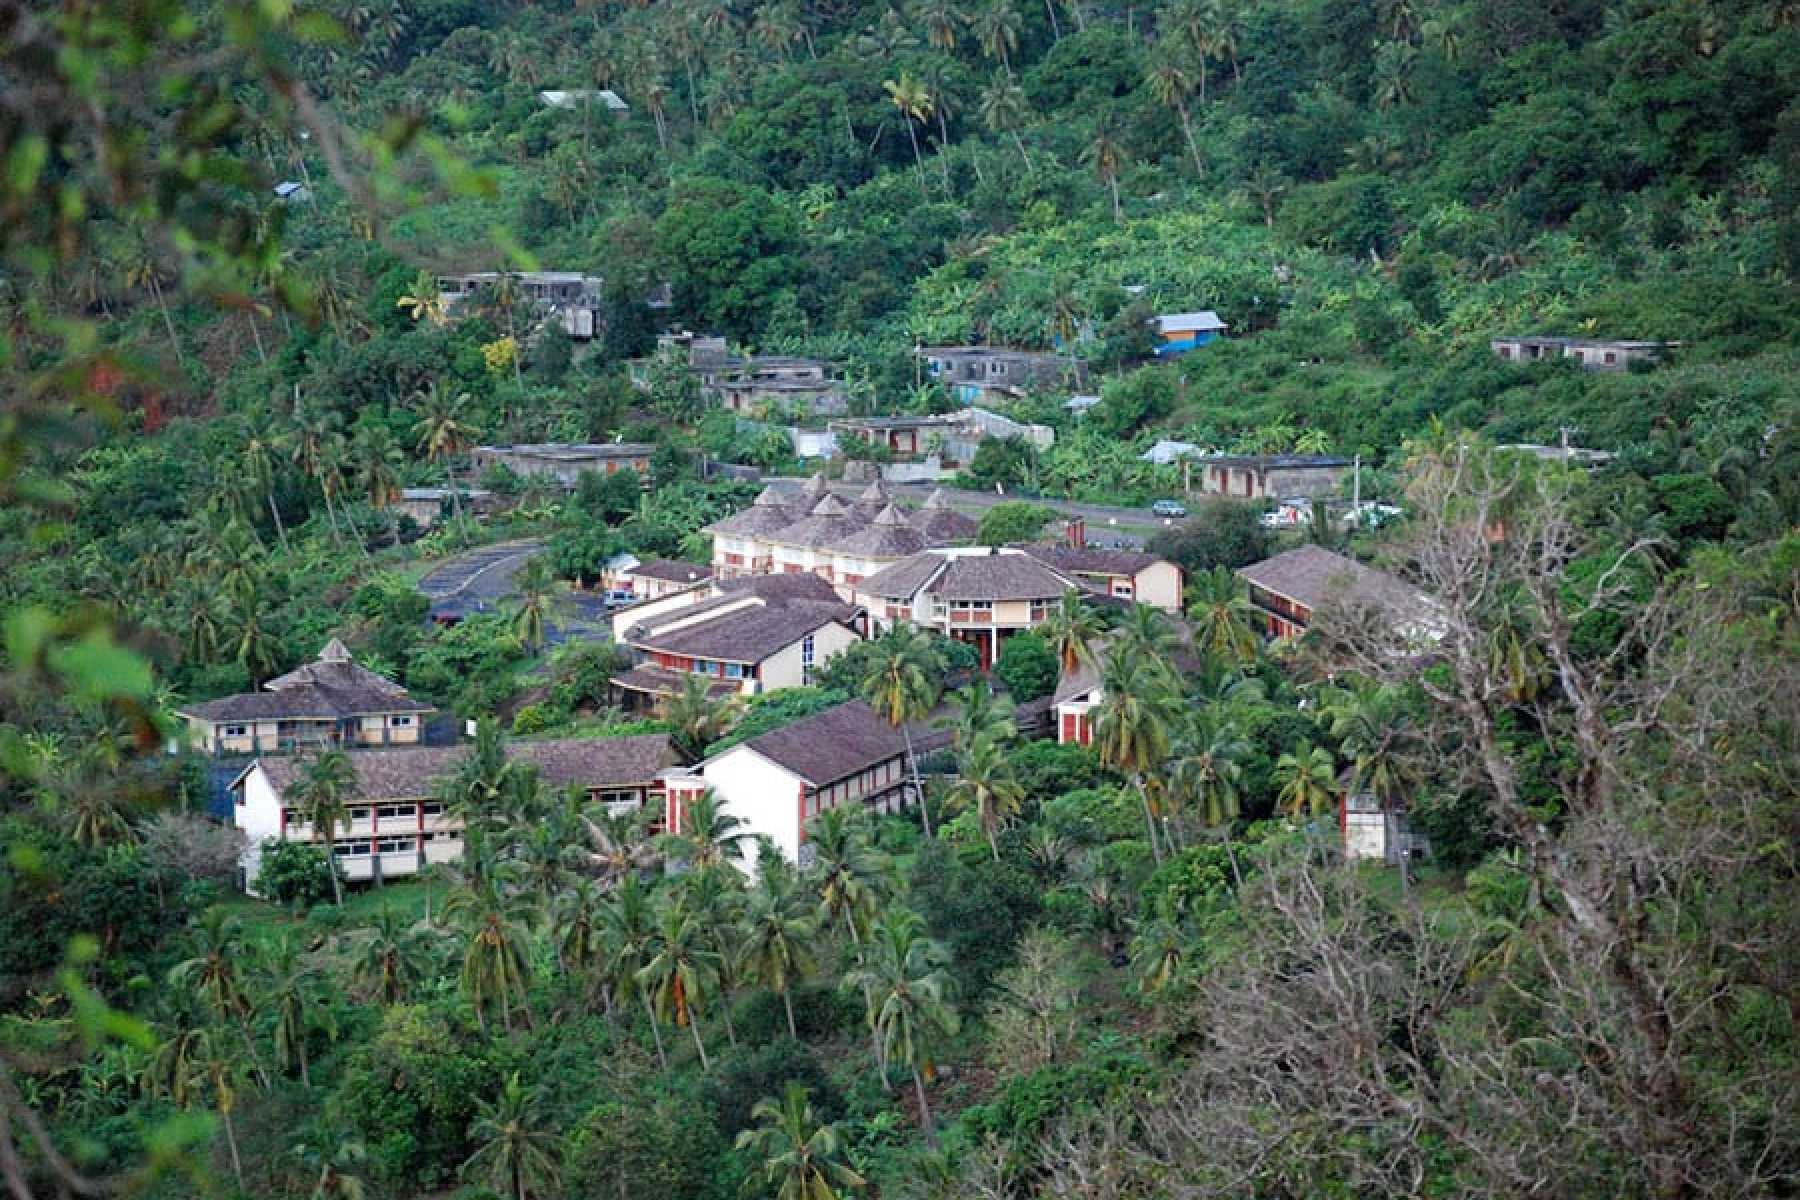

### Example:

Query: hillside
xmin=1 ymin=1 xmax=1797 ymax=1199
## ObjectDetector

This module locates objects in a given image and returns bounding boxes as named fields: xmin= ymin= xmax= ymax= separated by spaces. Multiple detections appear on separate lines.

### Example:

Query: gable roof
xmin=730 ymin=700 xmax=908 ymax=786
xmin=182 ymin=641 xmax=432 ymax=723
xmin=255 ymin=734 xmax=675 ymax=802
xmin=1021 ymin=545 xmax=1166 ymax=579
xmin=1236 ymin=545 xmax=1432 ymax=619
xmin=631 ymin=600 xmax=858 ymax=664
xmin=629 ymin=559 xmax=713 ymax=585
xmin=858 ymin=548 xmax=1080 ymax=603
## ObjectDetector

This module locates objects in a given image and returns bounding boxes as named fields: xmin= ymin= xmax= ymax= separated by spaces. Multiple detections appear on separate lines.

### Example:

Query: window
xmin=348 ymin=807 xmax=371 ymax=822
xmin=421 ymin=802 xmax=444 ymax=818
xmin=1112 ymin=580 xmax=1134 ymax=598
xmin=723 ymin=662 xmax=745 ymax=679
xmin=801 ymin=634 xmax=816 ymax=681
xmin=389 ymin=715 xmax=413 ymax=727
xmin=376 ymin=804 xmax=417 ymax=821
xmin=222 ymin=724 xmax=248 ymax=737
xmin=595 ymin=788 xmax=641 ymax=809
xmin=335 ymin=840 xmax=372 ymax=857
xmin=1604 ymin=351 xmax=1617 ymax=364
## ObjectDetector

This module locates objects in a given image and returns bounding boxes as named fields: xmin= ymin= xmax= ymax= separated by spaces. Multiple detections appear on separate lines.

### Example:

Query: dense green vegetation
xmin=2 ymin=0 xmax=1797 ymax=1198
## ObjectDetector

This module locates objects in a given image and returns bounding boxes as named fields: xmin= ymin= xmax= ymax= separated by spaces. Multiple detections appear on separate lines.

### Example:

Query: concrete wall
xmin=697 ymin=748 xmax=805 ymax=872
xmin=758 ymin=621 xmax=859 ymax=690
xmin=1135 ymin=562 xmax=1184 ymax=612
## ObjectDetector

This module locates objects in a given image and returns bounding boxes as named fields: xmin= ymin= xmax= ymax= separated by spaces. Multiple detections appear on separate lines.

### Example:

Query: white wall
xmin=234 ymin=765 xmax=285 ymax=896
xmin=698 ymin=747 xmax=806 ymax=872
xmin=757 ymin=622 xmax=860 ymax=690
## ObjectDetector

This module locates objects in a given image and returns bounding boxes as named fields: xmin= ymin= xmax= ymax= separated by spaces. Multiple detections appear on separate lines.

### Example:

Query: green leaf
xmin=48 ymin=631 xmax=154 ymax=702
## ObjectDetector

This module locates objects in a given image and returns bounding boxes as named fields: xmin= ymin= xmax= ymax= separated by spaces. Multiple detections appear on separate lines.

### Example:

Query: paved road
xmin=418 ymin=539 xmax=544 ymax=619
xmin=791 ymin=479 xmax=1177 ymax=548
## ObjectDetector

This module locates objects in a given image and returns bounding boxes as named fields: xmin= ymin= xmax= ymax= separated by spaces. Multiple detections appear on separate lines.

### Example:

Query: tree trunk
xmin=688 ymin=1008 xmax=711 ymax=1072
xmin=238 ymin=1019 xmax=271 ymax=1090
xmin=935 ymin=108 xmax=952 ymax=191
xmin=903 ymin=726 xmax=932 ymax=837
xmin=1134 ymin=776 xmax=1163 ymax=863
xmin=1179 ymin=103 xmax=1202 ymax=177
xmin=642 ymin=993 xmax=668 ymax=1071
xmin=1012 ymin=130 xmax=1032 ymax=173
xmin=248 ymin=312 xmax=267 ymax=366
xmin=324 ymin=835 xmax=344 ymax=905
xmin=912 ymin=1067 xmax=938 ymax=1149
xmin=149 ymin=275 xmax=183 ymax=363
xmin=1109 ymin=174 xmax=1122 ymax=223
xmin=906 ymin=119 xmax=928 ymax=198
xmin=266 ymin=492 xmax=291 ymax=554
xmin=1045 ymin=0 xmax=1061 ymax=39
xmin=782 ymin=988 xmax=798 ymax=1040
xmin=222 ymin=1107 xmax=245 ymax=1191
xmin=298 ymin=1035 xmax=310 ymax=1089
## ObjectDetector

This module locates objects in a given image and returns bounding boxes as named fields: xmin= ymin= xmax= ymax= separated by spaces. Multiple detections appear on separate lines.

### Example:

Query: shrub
xmin=704 ymin=1038 xmax=844 ymax=1134
xmin=565 ymin=1088 xmax=734 ymax=1200
xmin=255 ymin=840 xmax=334 ymax=909
xmin=995 ymin=631 xmax=1059 ymax=701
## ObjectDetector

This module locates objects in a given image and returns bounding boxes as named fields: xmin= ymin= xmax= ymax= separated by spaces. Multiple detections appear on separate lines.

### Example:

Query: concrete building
xmin=231 ymin=734 xmax=676 ymax=893
xmin=1489 ymin=336 xmax=1668 ymax=372
xmin=1016 ymin=546 xmax=1182 ymax=611
xmin=610 ymin=574 xmax=862 ymax=707
xmin=917 ymin=346 xmax=1087 ymax=404
xmin=1236 ymin=545 xmax=1443 ymax=644
xmin=1193 ymin=454 xmax=1350 ymax=500
xmin=394 ymin=487 xmax=494 ymax=529
xmin=827 ymin=408 xmax=1053 ymax=464
xmin=436 ymin=271 xmax=605 ymax=339
xmin=178 ymin=640 xmax=433 ymax=756
xmin=470 ymin=442 xmax=653 ymax=487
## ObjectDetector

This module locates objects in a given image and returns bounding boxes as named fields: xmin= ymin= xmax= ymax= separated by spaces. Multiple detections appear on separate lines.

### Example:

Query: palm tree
xmin=1325 ymin=680 xmax=1414 ymax=811
xmin=461 ymin=1073 xmax=564 ymax=1200
xmin=1165 ymin=0 xmax=1217 ymax=102
xmin=1113 ymin=602 xmax=1180 ymax=678
xmin=736 ymin=1083 xmax=867 ymax=1199
xmin=598 ymin=875 xmax=669 ymax=1067
xmin=575 ymin=803 xmax=659 ymax=887
xmin=1243 ymin=163 xmax=1289 ymax=228
xmin=1041 ymin=589 xmax=1101 ymax=673
xmin=660 ymin=787 xmax=754 ymax=872
xmin=946 ymin=681 xmax=1015 ymax=752
xmin=1082 ymin=121 xmax=1129 ymax=222
xmin=636 ymin=898 xmax=721 ymax=1072
xmin=169 ymin=907 xmax=271 ymax=1090
xmin=1186 ymin=566 xmax=1260 ymax=667
xmin=660 ymin=672 xmax=742 ymax=762
xmin=1275 ymin=741 xmax=1338 ymax=818
xmin=1129 ymin=914 xmax=1190 ymax=999
xmin=973 ymin=0 xmax=1022 ymax=78
xmin=1145 ymin=52 xmax=1202 ymax=175
xmin=395 ymin=268 xmax=446 ymax=325
xmin=806 ymin=807 xmax=887 ymax=945
xmin=261 ymin=935 xmax=331 ymax=1087
xmin=1293 ymin=427 xmax=1333 ymax=455
xmin=288 ymin=1123 xmax=369 ymax=1200
xmin=859 ymin=625 xmax=940 ymax=838
xmin=1092 ymin=651 xmax=1176 ymax=862
xmin=410 ymin=381 xmax=477 ymax=529
xmin=979 ymin=76 xmax=1033 ymax=172
xmin=843 ymin=909 xmax=959 ymax=1148
xmin=443 ymin=876 xmax=536 ymax=1033
xmin=351 ymin=903 xmax=434 ymax=1005
xmin=288 ymin=749 xmax=358 ymax=905
xmin=752 ymin=1 xmax=806 ymax=58
xmin=188 ymin=1027 xmax=250 ymax=1190
xmin=913 ymin=0 xmax=965 ymax=51
xmin=883 ymin=73 xmax=935 ymax=198
xmin=740 ymin=866 xmax=818 ymax=1039
xmin=1168 ymin=712 xmax=1246 ymax=863
xmin=510 ymin=557 xmax=562 ymax=653
xmin=947 ymin=735 xmax=1025 ymax=861
xmin=438 ymin=719 xmax=534 ymax=837
xmin=240 ymin=429 xmax=291 ymax=552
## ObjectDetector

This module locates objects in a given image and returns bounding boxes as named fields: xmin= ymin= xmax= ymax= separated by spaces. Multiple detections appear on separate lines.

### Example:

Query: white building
xmin=231 ymin=734 xmax=675 ymax=894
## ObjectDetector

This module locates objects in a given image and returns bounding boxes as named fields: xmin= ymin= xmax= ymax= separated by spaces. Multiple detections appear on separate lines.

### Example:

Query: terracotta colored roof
xmin=1236 ymin=545 xmax=1432 ymax=619
xmin=256 ymin=734 xmax=675 ymax=801
xmin=629 ymin=559 xmax=713 ymax=584
xmin=733 ymin=700 xmax=908 ymax=786
xmin=1021 ymin=545 xmax=1165 ymax=578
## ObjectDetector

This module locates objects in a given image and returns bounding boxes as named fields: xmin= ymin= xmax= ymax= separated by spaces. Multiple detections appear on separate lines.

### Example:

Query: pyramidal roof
xmin=801 ymin=472 xmax=830 ymax=497
xmin=319 ymin=637 xmax=352 ymax=664
xmin=809 ymin=492 xmax=850 ymax=517
xmin=873 ymin=502 xmax=908 ymax=526
xmin=752 ymin=484 xmax=791 ymax=508
xmin=920 ymin=488 xmax=952 ymax=510
xmin=858 ymin=479 xmax=891 ymax=504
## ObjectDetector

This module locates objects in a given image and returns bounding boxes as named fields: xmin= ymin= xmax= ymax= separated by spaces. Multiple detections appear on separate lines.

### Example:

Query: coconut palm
xmin=1129 ymin=914 xmax=1190 ymax=999
xmin=288 ymin=1123 xmax=369 ymax=1200
xmin=443 ymin=876 xmax=536 ymax=1033
xmin=288 ymin=749 xmax=358 ymax=905
xmin=859 ymin=625 xmax=941 ymax=837
xmin=636 ymin=898 xmax=722 ymax=1072
xmin=660 ymin=787 xmax=754 ymax=872
xmin=510 ymin=557 xmax=562 ymax=653
xmin=410 ymin=381 xmax=477 ymax=529
xmin=752 ymin=1 xmax=806 ymax=58
xmin=947 ymin=735 xmax=1025 ymax=861
xmin=395 ymin=269 xmax=446 ymax=325
xmin=576 ymin=803 xmax=659 ymax=886
xmin=978 ymin=75 xmax=1033 ymax=171
xmin=1082 ymin=121 xmax=1128 ymax=222
xmin=945 ymin=680 xmax=1016 ymax=752
xmin=1275 ymin=740 xmax=1338 ymax=818
xmin=973 ymin=0 xmax=1022 ymax=77
xmin=1186 ymin=565 xmax=1260 ymax=667
xmin=598 ymin=874 xmax=669 ymax=1069
xmin=351 ymin=903 xmax=435 ymax=1005
xmin=1041 ymin=589 xmax=1101 ymax=673
xmin=239 ymin=429 xmax=291 ymax=552
xmin=913 ymin=0 xmax=965 ymax=50
xmin=438 ymin=719 xmax=534 ymax=836
xmin=260 ymin=935 xmax=332 ymax=1087
xmin=843 ymin=908 xmax=959 ymax=1148
xmin=1325 ymin=680 xmax=1414 ymax=810
xmin=806 ymin=807 xmax=888 ymax=945
xmin=1167 ymin=712 xmax=1247 ymax=863
xmin=882 ymin=73 xmax=935 ymax=197
xmin=735 ymin=1082 xmax=866 ymax=1200
xmin=1092 ymin=650 xmax=1177 ymax=862
xmin=660 ymin=672 xmax=743 ymax=762
xmin=349 ymin=420 xmax=403 ymax=511
xmin=169 ymin=907 xmax=271 ymax=1090
xmin=1114 ymin=602 xmax=1181 ymax=679
xmin=461 ymin=1072 xmax=564 ymax=1200
xmin=1145 ymin=51 xmax=1202 ymax=175
xmin=740 ymin=867 xmax=819 ymax=1039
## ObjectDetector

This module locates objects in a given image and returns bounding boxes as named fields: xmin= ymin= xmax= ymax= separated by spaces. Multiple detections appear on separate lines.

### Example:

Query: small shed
xmin=1153 ymin=311 xmax=1227 ymax=356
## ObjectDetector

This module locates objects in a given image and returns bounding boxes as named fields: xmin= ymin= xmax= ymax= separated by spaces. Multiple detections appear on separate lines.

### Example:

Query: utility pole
xmin=1352 ymin=453 xmax=1361 ymax=526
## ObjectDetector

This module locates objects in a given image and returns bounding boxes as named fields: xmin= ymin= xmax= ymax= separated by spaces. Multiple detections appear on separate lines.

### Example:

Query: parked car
xmin=1342 ymin=502 xmax=1404 ymax=530
xmin=1260 ymin=499 xmax=1313 ymax=529
xmin=1150 ymin=499 xmax=1188 ymax=518
xmin=601 ymin=588 xmax=638 ymax=608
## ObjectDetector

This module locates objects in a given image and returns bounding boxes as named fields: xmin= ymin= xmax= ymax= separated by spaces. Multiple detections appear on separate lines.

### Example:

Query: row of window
xmin=802 ymin=758 xmax=902 ymax=818
xmin=282 ymin=801 xmax=446 ymax=828
xmin=332 ymin=832 xmax=460 ymax=858
xmin=221 ymin=713 xmax=413 ymax=739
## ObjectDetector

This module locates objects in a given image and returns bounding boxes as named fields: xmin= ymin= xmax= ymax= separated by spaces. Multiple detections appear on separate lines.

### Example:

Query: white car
xmin=1342 ymin=502 xmax=1404 ymax=529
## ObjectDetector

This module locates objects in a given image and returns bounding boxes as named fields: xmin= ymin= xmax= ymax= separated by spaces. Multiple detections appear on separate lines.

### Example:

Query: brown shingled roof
xmin=827 ymin=504 xmax=929 ymax=559
xmin=1021 ymin=545 xmax=1163 ymax=578
xmin=908 ymin=490 xmax=978 ymax=544
xmin=734 ymin=700 xmax=908 ymax=786
xmin=633 ymin=601 xmax=858 ymax=663
xmin=931 ymin=551 xmax=1077 ymax=601
xmin=1236 ymin=545 xmax=1433 ymax=619
xmin=630 ymin=559 xmax=714 ymax=585
xmin=182 ymin=641 xmax=433 ymax=723
xmin=257 ymin=734 xmax=675 ymax=801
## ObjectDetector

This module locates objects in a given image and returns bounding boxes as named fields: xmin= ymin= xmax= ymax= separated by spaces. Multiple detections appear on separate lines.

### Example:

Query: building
xmin=827 ymin=408 xmax=1053 ymax=464
xmin=610 ymin=574 xmax=862 ymax=707
xmin=1340 ymin=784 xmax=1430 ymax=866
xmin=470 ymin=442 xmax=653 ymax=487
xmin=537 ymin=88 xmax=629 ymax=111
xmin=1489 ymin=336 xmax=1668 ymax=372
xmin=661 ymin=700 xmax=933 ymax=873
xmin=1153 ymin=311 xmax=1227 ymax=356
xmin=610 ymin=558 xmax=714 ymax=601
xmin=1065 ymin=394 xmax=1102 ymax=416
xmin=1496 ymin=442 xmax=1617 ymax=468
xmin=230 ymin=734 xmax=676 ymax=893
xmin=1051 ymin=631 xmax=1205 ymax=747
xmin=178 ymin=640 xmax=434 ymax=757
xmin=436 ymin=271 xmax=605 ymax=339
xmin=854 ymin=546 xmax=1108 ymax=670
xmin=394 ymin=487 xmax=494 ymax=529
xmin=1236 ymin=545 xmax=1442 ymax=644
xmin=1017 ymin=546 xmax=1182 ymax=611
xmin=718 ymin=376 xmax=847 ymax=418
xmin=917 ymin=347 xmax=1086 ymax=404
xmin=1193 ymin=454 xmax=1350 ymax=500
xmin=272 ymin=181 xmax=310 ymax=203
xmin=638 ymin=334 xmax=844 ymax=415
xmin=705 ymin=478 xmax=978 ymax=596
